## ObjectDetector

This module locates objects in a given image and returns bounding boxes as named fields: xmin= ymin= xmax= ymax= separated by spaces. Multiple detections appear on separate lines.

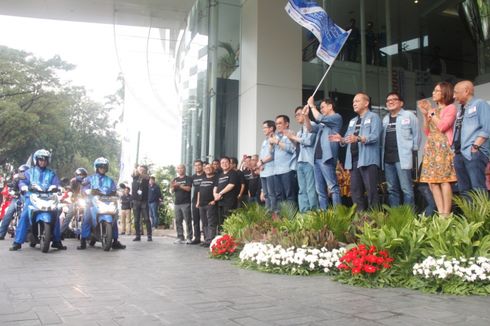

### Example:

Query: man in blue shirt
xmin=271 ymin=115 xmax=298 ymax=209
xmin=330 ymin=92 xmax=382 ymax=211
xmin=77 ymin=157 xmax=125 ymax=250
xmin=256 ymin=120 xmax=276 ymax=211
xmin=453 ymin=80 xmax=490 ymax=196
xmin=10 ymin=149 xmax=66 ymax=251
xmin=382 ymin=92 xmax=420 ymax=207
xmin=307 ymin=96 xmax=343 ymax=208
xmin=285 ymin=106 xmax=318 ymax=212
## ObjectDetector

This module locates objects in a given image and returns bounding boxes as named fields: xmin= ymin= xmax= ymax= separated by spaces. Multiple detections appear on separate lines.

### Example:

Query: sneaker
xmin=77 ymin=239 xmax=87 ymax=250
xmin=112 ymin=240 xmax=126 ymax=249
xmin=51 ymin=242 xmax=67 ymax=250
xmin=190 ymin=239 xmax=201 ymax=245
xmin=185 ymin=239 xmax=192 ymax=245
xmin=9 ymin=242 xmax=21 ymax=251
xmin=132 ymin=237 xmax=141 ymax=242
xmin=89 ymin=239 xmax=96 ymax=247
xmin=147 ymin=237 xmax=152 ymax=242
xmin=173 ymin=238 xmax=185 ymax=244
xmin=120 ymin=232 xmax=125 ymax=235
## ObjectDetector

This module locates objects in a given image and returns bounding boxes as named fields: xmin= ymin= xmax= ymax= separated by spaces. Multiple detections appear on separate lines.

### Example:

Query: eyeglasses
xmin=386 ymin=98 xmax=399 ymax=103
xmin=295 ymin=113 xmax=302 ymax=116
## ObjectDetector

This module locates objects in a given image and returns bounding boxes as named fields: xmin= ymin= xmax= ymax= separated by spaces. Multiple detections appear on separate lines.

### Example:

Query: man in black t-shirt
xmin=231 ymin=157 xmax=247 ymax=208
xmin=213 ymin=157 xmax=239 ymax=231
xmin=190 ymin=160 xmax=205 ymax=244
xmin=171 ymin=164 xmax=193 ymax=244
xmin=131 ymin=165 xmax=151 ymax=241
xmin=196 ymin=163 xmax=218 ymax=247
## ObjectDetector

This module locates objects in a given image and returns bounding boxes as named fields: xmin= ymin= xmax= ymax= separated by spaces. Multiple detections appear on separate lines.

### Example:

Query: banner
xmin=285 ymin=0 xmax=350 ymax=65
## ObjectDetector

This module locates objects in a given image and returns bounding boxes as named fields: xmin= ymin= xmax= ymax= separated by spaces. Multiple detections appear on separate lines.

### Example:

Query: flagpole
xmin=312 ymin=63 xmax=333 ymax=98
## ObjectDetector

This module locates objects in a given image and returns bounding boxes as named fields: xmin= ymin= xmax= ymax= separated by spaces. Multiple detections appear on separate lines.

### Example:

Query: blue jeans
xmin=148 ymin=202 xmax=159 ymax=227
xmin=384 ymin=162 xmax=414 ymax=207
xmin=314 ymin=158 xmax=341 ymax=209
xmin=274 ymin=171 xmax=297 ymax=207
xmin=417 ymin=183 xmax=436 ymax=216
xmin=454 ymin=152 xmax=489 ymax=195
xmin=297 ymin=162 xmax=318 ymax=212
xmin=261 ymin=176 xmax=277 ymax=212
xmin=0 ymin=198 xmax=17 ymax=237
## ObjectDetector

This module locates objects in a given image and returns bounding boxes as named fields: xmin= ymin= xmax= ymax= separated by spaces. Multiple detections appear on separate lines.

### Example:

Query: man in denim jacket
xmin=381 ymin=92 xmax=420 ymax=206
xmin=453 ymin=80 xmax=490 ymax=195
xmin=330 ymin=92 xmax=382 ymax=211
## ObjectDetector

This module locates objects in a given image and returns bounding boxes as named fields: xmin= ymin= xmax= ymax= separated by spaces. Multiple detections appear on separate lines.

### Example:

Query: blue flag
xmin=285 ymin=0 xmax=350 ymax=65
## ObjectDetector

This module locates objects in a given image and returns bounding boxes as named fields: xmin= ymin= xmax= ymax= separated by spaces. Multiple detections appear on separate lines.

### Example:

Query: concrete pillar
xmin=238 ymin=0 xmax=302 ymax=156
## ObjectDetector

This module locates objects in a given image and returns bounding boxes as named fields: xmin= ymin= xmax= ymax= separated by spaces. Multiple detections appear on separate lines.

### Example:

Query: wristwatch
xmin=430 ymin=112 xmax=435 ymax=117
xmin=472 ymin=144 xmax=480 ymax=150
xmin=357 ymin=136 xmax=362 ymax=142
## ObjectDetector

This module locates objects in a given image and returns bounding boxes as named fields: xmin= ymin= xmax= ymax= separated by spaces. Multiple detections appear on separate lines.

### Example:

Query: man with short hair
xmin=213 ymin=157 xmax=239 ymax=230
xmin=256 ymin=120 xmax=276 ymax=211
xmin=330 ymin=92 xmax=382 ymax=211
xmin=271 ymin=115 xmax=297 ymax=209
xmin=285 ymin=106 xmax=318 ymax=212
xmin=452 ymin=80 xmax=490 ymax=195
xmin=382 ymin=92 xmax=420 ymax=206
xmin=148 ymin=176 xmax=162 ymax=229
xmin=171 ymin=164 xmax=193 ymax=244
xmin=190 ymin=160 xmax=205 ymax=244
xmin=196 ymin=163 xmax=218 ymax=247
xmin=230 ymin=157 xmax=247 ymax=208
xmin=307 ymin=96 xmax=343 ymax=208
xmin=131 ymin=165 xmax=152 ymax=241
xmin=244 ymin=155 xmax=261 ymax=203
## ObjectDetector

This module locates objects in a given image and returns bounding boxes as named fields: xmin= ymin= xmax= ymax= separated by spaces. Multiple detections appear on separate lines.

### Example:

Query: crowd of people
xmin=1 ymin=80 xmax=489 ymax=250
xmin=170 ymin=80 xmax=490 ymax=246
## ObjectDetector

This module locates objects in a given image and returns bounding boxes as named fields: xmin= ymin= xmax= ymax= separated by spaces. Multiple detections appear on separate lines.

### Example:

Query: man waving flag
xmin=285 ymin=0 xmax=350 ymax=66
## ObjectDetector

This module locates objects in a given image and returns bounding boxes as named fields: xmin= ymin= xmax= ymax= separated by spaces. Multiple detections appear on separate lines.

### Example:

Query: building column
xmin=238 ymin=0 xmax=302 ymax=156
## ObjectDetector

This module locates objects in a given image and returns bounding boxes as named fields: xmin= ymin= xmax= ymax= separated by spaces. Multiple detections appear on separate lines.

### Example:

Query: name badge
xmin=468 ymin=106 xmax=477 ymax=114
xmin=401 ymin=118 xmax=410 ymax=125
xmin=349 ymin=120 xmax=355 ymax=127
xmin=364 ymin=118 xmax=371 ymax=125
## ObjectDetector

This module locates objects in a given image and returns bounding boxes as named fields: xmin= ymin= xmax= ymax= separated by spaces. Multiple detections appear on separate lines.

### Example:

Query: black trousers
xmin=199 ymin=204 xmax=216 ymax=242
xmin=132 ymin=200 xmax=151 ymax=237
xmin=350 ymin=162 xmax=379 ymax=211
xmin=191 ymin=201 xmax=201 ymax=241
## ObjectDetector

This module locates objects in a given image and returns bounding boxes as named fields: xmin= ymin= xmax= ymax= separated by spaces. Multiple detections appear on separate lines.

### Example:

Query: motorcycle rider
xmin=10 ymin=149 xmax=67 ymax=251
xmin=0 ymin=164 xmax=29 ymax=240
xmin=77 ymin=157 xmax=126 ymax=250
xmin=60 ymin=168 xmax=88 ymax=235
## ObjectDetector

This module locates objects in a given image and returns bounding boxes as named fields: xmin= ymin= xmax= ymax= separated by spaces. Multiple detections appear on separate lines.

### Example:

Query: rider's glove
xmin=20 ymin=185 xmax=28 ymax=193
xmin=48 ymin=185 xmax=58 ymax=192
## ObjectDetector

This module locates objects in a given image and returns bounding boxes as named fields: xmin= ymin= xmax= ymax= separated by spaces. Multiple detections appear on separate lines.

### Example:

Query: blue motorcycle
xmin=88 ymin=189 xmax=118 ymax=251
xmin=27 ymin=185 xmax=60 ymax=253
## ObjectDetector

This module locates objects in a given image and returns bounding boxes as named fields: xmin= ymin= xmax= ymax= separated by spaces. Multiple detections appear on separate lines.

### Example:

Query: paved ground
xmin=1 ymin=232 xmax=490 ymax=326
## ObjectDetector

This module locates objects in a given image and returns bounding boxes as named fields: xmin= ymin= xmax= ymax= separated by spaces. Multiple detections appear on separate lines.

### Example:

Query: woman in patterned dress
xmin=417 ymin=82 xmax=457 ymax=216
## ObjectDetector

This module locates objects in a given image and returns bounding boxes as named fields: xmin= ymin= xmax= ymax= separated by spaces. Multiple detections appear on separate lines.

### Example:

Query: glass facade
xmin=177 ymin=0 xmax=488 ymax=167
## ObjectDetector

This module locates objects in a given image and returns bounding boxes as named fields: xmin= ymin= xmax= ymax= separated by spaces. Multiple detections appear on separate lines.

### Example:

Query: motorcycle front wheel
xmin=40 ymin=222 xmax=51 ymax=253
xmin=101 ymin=221 xmax=112 ymax=251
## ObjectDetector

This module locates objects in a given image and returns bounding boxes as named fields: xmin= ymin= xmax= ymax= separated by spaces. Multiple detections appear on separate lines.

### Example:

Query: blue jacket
xmin=343 ymin=110 xmax=382 ymax=169
xmin=381 ymin=109 xmax=420 ymax=170
xmin=83 ymin=173 xmax=116 ymax=195
xmin=19 ymin=166 xmax=60 ymax=192
xmin=296 ymin=125 xmax=317 ymax=166
xmin=273 ymin=131 xmax=297 ymax=174
xmin=259 ymin=138 xmax=274 ymax=178
xmin=454 ymin=97 xmax=490 ymax=160
xmin=311 ymin=113 xmax=343 ymax=163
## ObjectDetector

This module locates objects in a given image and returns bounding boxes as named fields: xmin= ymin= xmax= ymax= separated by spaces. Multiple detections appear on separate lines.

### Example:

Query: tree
xmin=153 ymin=165 xmax=176 ymax=228
xmin=0 ymin=45 xmax=121 ymax=177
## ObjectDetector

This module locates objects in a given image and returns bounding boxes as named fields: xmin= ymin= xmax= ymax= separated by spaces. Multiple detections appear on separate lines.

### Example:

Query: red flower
xmin=337 ymin=245 xmax=394 ymax=276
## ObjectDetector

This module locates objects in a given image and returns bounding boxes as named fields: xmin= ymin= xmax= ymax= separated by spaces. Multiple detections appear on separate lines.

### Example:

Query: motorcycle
xmin=27 ymin=185 xmax=60 ymax=253
xmin=69 ymin=197 xmax=85 ymax=239
xmin=7 ymin=191 xmax=23 ymax=238
xmin=87 ymin=189 xmax=118 ymax=251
